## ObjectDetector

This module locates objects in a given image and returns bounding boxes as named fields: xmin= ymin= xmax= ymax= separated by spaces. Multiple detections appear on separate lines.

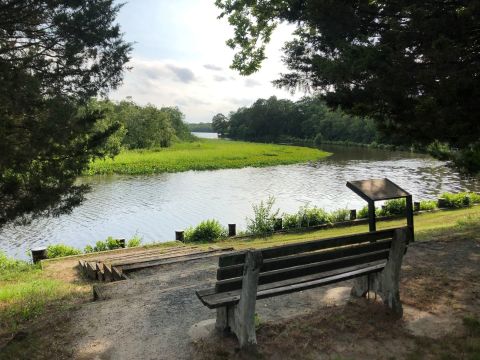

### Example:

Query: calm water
xmin=192 ymin=131 xmax=218 ymax=139
xmin=2 ymin=145 xmax=479 ymax=258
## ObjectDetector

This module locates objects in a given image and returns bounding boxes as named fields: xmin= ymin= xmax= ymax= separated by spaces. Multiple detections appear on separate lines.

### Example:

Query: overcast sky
xmin=110 ymin=0 xmax=301 ymax=123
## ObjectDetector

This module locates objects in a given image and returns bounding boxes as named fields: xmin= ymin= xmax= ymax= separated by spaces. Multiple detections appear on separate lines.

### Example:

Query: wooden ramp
xmin=79 ymin=245 xmax=233 ymax=283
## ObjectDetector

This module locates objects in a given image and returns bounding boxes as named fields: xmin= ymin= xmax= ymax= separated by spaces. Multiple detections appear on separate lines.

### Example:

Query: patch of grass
xmin=46 ymin=244 xmax=82 ymax=259
xmin=87 ymin=139 xmax=330 ymax=175
xmin=0 ymin=252 xmax=85 ymax=336
xmin=184 ymin=219 xmax=227 ymax=243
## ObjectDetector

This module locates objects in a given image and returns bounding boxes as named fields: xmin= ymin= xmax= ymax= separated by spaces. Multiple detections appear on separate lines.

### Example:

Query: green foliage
xmin=227 ymin=96 xmax=380 ymax=145
xmin=84 ymin=236 xmax=124 ymax=253
xmin=464 ymin=316 xmax=480 ymax=337
xmin=188 ymin=122 xmax=213 ymax=132
xmin=212 ymin=113 xmax=229 ymax=135
xmin=357 ymin=205 xmax=370 ymax=219
xmin=127 ymin=235 xmax=142 ymax=248
xmin=379 ymin=199 xmax=407 ymax=217
xmin=0 ymin=0 xmax=131 ymax=227
xmin=246 ymin=196 xmax=280 ymax=235
xmin=184 ymin=220 xmax=227 ymax=243
xmin=420 ymin=200 xmax=438 ymax=211
xmin=0 ymin=252 xmax=33 ymax=274
xmin=440 ymin=192 xmax=472 ymax=209
xmin=217 ymin=0 xmax=480 ymax=172
xmin=46 ymin=245 xmax=82 ymax=259
xmin=88 ymin=139 xmax=329 ymax=175
xmin=282 ymin=205 xmax=332 ymax=229
xmin=329 ymin=209 xmax=350 ymax=223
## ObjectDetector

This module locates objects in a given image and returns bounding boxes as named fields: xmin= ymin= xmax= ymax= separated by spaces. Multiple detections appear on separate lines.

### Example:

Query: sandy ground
xmin=57 ymin=234 xmax=480 ymax=360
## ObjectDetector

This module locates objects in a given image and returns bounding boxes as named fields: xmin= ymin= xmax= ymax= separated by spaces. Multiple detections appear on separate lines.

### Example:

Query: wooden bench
xmin=196 ymin=227 xmax=410 ymax=349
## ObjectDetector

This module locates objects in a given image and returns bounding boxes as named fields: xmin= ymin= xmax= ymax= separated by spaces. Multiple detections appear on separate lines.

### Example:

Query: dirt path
xmin=58 ymin=235 xmax=480 ymax=359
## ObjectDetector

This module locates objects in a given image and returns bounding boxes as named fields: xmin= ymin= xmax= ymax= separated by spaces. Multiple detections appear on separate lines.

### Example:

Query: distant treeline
xmin=188 ymin=122 xmax=213 ymax=132
xmin=91 ymin=99 xmax=193 ymax=155
xmin=217 ymin=96 xmax=395 ymax=147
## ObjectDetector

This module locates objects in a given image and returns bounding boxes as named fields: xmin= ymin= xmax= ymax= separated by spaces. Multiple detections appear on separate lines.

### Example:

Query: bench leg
xmin=351 ymin=228 xmax=408 ymax=316
xmin=214 ymin=250 xmax=262 ymax=350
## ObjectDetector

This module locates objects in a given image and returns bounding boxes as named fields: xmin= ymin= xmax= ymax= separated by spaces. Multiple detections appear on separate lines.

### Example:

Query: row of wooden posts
xmin=30 ymin=200 xmax=437 ymax=263
xmin=174 ymin=201 xmax=426 ymax=242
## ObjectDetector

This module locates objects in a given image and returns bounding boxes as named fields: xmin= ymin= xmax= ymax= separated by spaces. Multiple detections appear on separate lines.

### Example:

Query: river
xmin=1 ymin=142 xmax=479 ymax=258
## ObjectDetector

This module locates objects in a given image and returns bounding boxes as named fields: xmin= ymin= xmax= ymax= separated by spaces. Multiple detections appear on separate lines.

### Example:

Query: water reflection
xmin=1 ymin=145 xmax=479 ymax=258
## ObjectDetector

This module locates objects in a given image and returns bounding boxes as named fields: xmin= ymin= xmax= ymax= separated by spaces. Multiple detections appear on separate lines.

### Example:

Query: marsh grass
xmin=88 ymin=139 xmax=330 ymax=175
xmin=0 ymin=254 xmax=81 ymax=334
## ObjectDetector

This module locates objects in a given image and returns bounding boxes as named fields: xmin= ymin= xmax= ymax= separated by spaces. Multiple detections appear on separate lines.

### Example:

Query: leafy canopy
xmin=216 ymin=0 xmax=480 ymax=169
xmin=0 ymin=0 xmax=131 ymax=226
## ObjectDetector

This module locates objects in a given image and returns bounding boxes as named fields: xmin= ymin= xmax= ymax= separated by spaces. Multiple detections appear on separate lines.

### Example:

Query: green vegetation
xmin=245 ymin=196 xmax=280 ymax=236
xmin=127 ymin=235 xmax=142 ymax=248
xmin=46 ymin=245 xmax=82 ymax=259
xmin=225 ymin=96 xmax=385 ymax=146
xmin=90 ymin=99 xmax=193 ymax=152
xmin=282 ymin=205 xmax=330 ymax=230
xmin=187 ymin=122 xmax=213 ymax=133
xmin=88 ymin=139 xmax=330 ymax=175
xmin=184 ymin=220 xmax=227 ymax=243
xmin=217 ymin=1 xmax=480 ymax=173
xmin=0 ymin=253 xmax=84 ymax=335
xmin=439 ymin=191 xmax=480 ymax=209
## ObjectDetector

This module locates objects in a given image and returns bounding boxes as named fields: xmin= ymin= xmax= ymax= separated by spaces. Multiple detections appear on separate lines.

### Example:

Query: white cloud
xmin=110 ymin=0 xmax=303 ymax=123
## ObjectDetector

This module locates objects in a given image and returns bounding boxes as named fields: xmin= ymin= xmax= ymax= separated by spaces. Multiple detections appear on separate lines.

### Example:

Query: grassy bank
xmin=87 ymin=139 xmax=330 ymax=175
xmin=1 ymin=206 xmax=480 ymax=357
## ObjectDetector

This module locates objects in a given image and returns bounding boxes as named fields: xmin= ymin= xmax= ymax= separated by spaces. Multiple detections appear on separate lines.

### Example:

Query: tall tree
xmin=216 ymin=0 xmax=480 ymax=171
xmin=0 ymin=0 xmax=131 ymax=226
xmin=212 ymin=113 xmax=229 ymax=135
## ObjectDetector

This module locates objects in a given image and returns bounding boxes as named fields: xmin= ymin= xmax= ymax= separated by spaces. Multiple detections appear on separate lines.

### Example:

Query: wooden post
xmin=438 ymin=198 xmax=447 ymax=208
xmin=118 ymin=238 xmax=126 ymax=248
xmin=350 ymin=209 xmax=357 ymax=220
xmin=175 ymin=231 xmax=184 ymax=242
xmin=273 ymin=218 xmax=282 ymax=231
xmin=31 ymin=247 xmax=47 ymax=263
xmin=413 ymin=201 xmax=420 ymax=212
xmin=406 ymin=195 xmax=414 ymax=241
xmin=368 ymin=201 xmax=376 ymax=232
xmin=228 ymin=250 xmax=262 ymax=349
xmin=228 ymin=224 xmax=236 ymax=237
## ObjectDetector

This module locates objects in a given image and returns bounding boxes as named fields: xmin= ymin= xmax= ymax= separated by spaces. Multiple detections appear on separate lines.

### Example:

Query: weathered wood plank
xmin=201 ymin=262 xmax=386 ymax=308
xmin=218 ymin=228 xmax=396 ymax=267
xmin=217 ymin=240 xmax=392 ymax=280
xmin=215 ymin=249 xmax=389 ymax=293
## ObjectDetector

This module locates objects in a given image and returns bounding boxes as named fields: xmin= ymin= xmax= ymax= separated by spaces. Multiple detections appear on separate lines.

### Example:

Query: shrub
xmin=468 ymin=192 xmax=480 ymax=204
xmin=246 ymin=196 xmax=279 ymax=235
xmin=282 ymin=213 xmax=301 ymax=229
xmin=419 ymin=200 xmax=437 ymax=211
xmin=84 ymin=236 xmax=124 ymax=253
xmin=127 ymin=234 xmax=142 ymax=248
xmin=379 ymin=199 xmax=406 ymax=216
xmin=357 ymin=205 xmax=369 ymax=219
xmin=0 ymin=252 xmax=33 ymax=272
xmin=184 ymin=219 xmax=227 ymax=243
xmin=440 ymin=192 xmax=471 ymax=208
xmin=329 ymin=208 xmax=350 ymax=223
xmin=46 ymin=244 xmax=81 ymax=259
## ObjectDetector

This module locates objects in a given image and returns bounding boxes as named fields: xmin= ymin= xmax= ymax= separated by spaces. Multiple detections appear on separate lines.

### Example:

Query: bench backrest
xmin=215 ymin=228 xmax=405 ymax=293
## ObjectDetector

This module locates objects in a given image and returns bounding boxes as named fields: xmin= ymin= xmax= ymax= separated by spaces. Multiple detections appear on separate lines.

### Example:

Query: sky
xmin=110 ymin=0 xmax=301 ymax=123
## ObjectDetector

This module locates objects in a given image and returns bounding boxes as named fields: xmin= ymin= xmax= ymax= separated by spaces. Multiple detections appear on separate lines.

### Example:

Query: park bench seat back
xmin=197 ymin=228 xmax=407 ymax=309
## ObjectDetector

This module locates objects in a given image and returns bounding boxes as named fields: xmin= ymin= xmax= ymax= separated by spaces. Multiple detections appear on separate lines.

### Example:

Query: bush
xmin=419 ymin=200 xmax=437 ymax=211
xmin=282 ymin=205 xmax=330 ymax=230
xmin=246 ymin=196 xmax=279 ymax=235
xmin=127 ymin=234 xmax=142 ymax=248
xmin=46 ymin=244 xmax=82 ymax=259
xmin=440 ymin=192 xmax=471 ymax=208
xmin=184 ymin=219 xmax=227 ymax=243
xmin=379 ymin=199 xmax=406 ymax=216
xmin=357 ymin=205 xmax=370 ymax=219
xmin=0 ymin=252 xmax=33 ymax=272
xmin=329 ymin=208 xmax=350 ymax=223
xmin=84 ymin=236 xmax=124 ymax=253
xmin=282 ymin=213 xmax=301 ymax=229
xmin=468 ymin=192 xmax=480 ymax=204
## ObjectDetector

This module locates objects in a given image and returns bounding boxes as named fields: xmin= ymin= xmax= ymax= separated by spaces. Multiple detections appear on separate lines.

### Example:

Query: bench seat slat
xmin=215 ymin=249 xmax=389 ymax=293
xmin=198 ymin=261 xmax=386 ymax=308
xmin=217 ymin=239 xmax=392 ymax=280
xmin=218 ymin=228 xmax=395 ymax=267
